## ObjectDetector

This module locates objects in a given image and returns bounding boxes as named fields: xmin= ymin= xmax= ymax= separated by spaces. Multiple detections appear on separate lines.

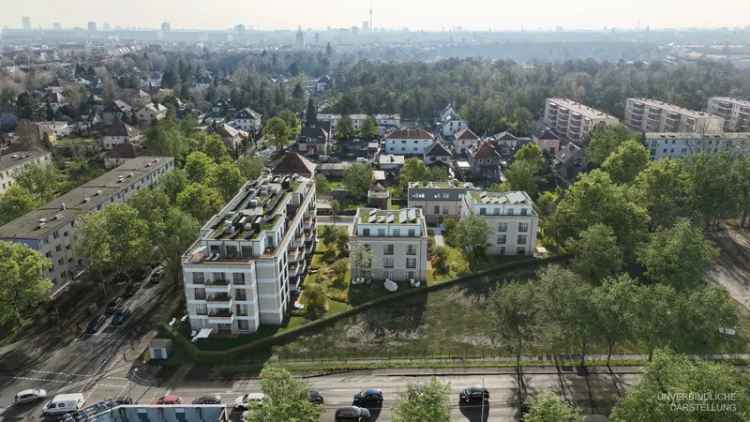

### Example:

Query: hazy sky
xmin=5 ymin=0 xmax=750 ymax=31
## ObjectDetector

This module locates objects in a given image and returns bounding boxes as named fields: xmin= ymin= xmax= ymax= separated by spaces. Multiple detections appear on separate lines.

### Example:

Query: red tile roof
xmin=385 ymin=128 xmax=434 ymax=140
xmin=472 ymin=141 xmax=501 ymax=160
xmin=455 ymin=128 xmax=479 ymax=141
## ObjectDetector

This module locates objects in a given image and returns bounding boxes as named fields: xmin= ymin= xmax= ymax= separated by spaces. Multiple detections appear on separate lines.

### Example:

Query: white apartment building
xmin=543 ymin=98 xmax=620 ymax=143
xmin=229 ymin=107 xmax=263 ymax=132
xmin=0 ymin=157 xmax=175 ymax=292
xmin=181 ymin=174 xmax=316 ymax=335
xmin=407 ymin=181 xmax=478 ymax=225
xmin=0 ymin=150 xmax=52 ymax=194
xmin=383 ymin=128 xmax=435 ymax=155
xmin=350 ymin=208 xmax=429 ymax=283
xmin=644 ymin=132 xmax=750 ymax=160
xmin=374 ymin=114 xmax=401 ymax=135
xmin=461 ymin=191 xmax=538 ymax=256
xmin=439 ymin=104 xmax=467 ymax=137
xmin=707 ymin=97 xmax=750 ymax=132
xmin=624 ymin=98 xmax=724 ymax=134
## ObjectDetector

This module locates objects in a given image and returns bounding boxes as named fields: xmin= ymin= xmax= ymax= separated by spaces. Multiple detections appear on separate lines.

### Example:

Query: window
xmin=406 ymin=257 xmax=417 ymax=269
xmin=479 ymin=208 xmax=486 ymax=216
xmin=497 ymin=223 xmax=508 ymax=232
xmin=521 ymin=208 xmax=528 ymax=216
xmin=233 ymin=273 xmax=245 ymax=285
xmin=241 ymin=246 xmax=253 ymax=258
xmin=194 ymin=288 xmax=206 ymax=300
xmin=519 ymin=223 xmax=529 ymax=233
xmin=517 ymin=247 xmax=527 ymax=255
xmin=384 ymin=244 xmax=394 ymax=255
xmin=393 ymin=228 xmax=400 ymax=236
xmin=378 ymin=228 xmax=386 ymax=236
xmin=433 ymin=205 xmax=440 ymax=214
xmin=407 ymin=245 xmax=417 ymax=255
xmin=507 ymin=208 xmax=515 ymax=216
xmin=497 ymin=235 xmax=507 ymax=245
xmin=226 ymin=245 xmax=238 ymax=258
xmin=238 ymin=319 xmax=250 ymax=331
xmin=193 ymin=272 xmax=205 ymax=284
xmin=234 ymin=289 xmax=247 ymax=301
xmin=442 ymin=207 xmax=449 ymax=215
xmin=408 ymin=229 xmax=415 ymax=237
xmin=363 ymin=228 xmax=370 ymax=236
xmin=408 ymin=271 xmax=415 ymax=280
xmin=384 ymin=257 xmax=394 ymax=268
xmin=213 ymin=272 xmax=225 ymax=282
xmin=517 ymin=235 xmax=527 ymax=245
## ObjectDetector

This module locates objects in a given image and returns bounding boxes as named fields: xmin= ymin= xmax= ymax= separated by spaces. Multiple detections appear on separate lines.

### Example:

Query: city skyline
xmin=5 ymin=0 xmax=750 ymax=32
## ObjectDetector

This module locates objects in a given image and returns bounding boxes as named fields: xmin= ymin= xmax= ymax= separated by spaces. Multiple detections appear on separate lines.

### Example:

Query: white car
xmin=14 ymin=389 xmax=47 ymax=405
xmin=234 ymin=393 xmax=266 ymax=410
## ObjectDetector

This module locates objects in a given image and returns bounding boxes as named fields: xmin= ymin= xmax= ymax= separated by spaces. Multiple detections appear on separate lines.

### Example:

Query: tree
xmin=319 ymin=225 xmax=337 ymax=248
xmin=610 ymin=350 xmax=750 ymax=422
xmin=525 ymin=392 xmax=582 ymax=422
xmin=334 ymin=226 xmax=349 ymax=257
xmin=160 ymin=208 xmax=200 ymax=277
xmin=350 ymin=245 xmax=373 ymax=279
xmin=637 ymin=218 xmax=718 ymax=290
xmin=630 ymin=159 xmax=692 ymax=229
xmin=192 ymin=133 xmax=230 ymax=163
xmin=159 ymin=168 xmax=189 ymax=203
xmin=454 ymin=215 xmax=489 ymax=258
xmin=145 ymin=122 xmax=188 ymax=158
xmin=631 ymin=283 xmax=679 ymax=361
xmin=278 ymin=110 xmax=301 ymax=138
xmin=245 ymin=367 xmax=321 ymax=422
xmin=238 ymin=155 xmax=264 ymax=180
xmin=129 ymin=188 xmax=171 ymax=246
xmin=343 ymin=163 xmax=372 ymax=200
xmin=398 ymin=158 xmax=438 ymax=194
xmin=263 ymin=117 xmax=290 ymax=151
xmin=75 ymin=204 xmax=151 ymax=280
xmin=210 ymin=162 xmax=244 ymax=201
xmin=393 ymin=379 xmax=451 ymax=422
xmin=0 ymin=241 xmax=52 ymax=327
xmin=184 ymin=151 xmax=216 ymax=183
xmin=675 ymin=286 xmax=740 ymax=355
xmin=601 ymin=139 xmax=650 ymax=184
xmin=683 ymin=153 xmax=737 ymax=229
xmin=432 ymin=246 xmax=450 ymax=274
xmin=586 ymin=125 xmax=636 ymax=167
xmin=590 ymin=274 xmax=638 ymax=366
xmin=505 ymin=159 xmax=542 ymax=198
xmin=315 ymin=174 xmax=331 ymax=195
xmin=359 ymin=116 xmax=380 ymax=140
xmin=567 ymin=223 xmax=623 ymax=283
xmin=16 ymin=163 xmax=62 ymax=203
xmin=335 ymin=115 xmax=355 ymax=140
xmin=304 ymin=283 xmax=328 ymax=319
xmin=177 ymin=183 xmax=224 ymax=222
xmin=733 ymin=156 xmax=750 ymax=228
xmin=0 ymin=185 xmax=39 ymax=225
xmin=305 ymin=98 xmax=317 ymax=126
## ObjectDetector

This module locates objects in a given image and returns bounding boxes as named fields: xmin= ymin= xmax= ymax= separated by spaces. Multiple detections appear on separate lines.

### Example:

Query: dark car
xmin=111 ymin=309 xmax=130 ymax=326
xmin=334 ymin=406 xmax=371 ymax=422
xmin=459 ymin=386 xmax=490 ymax=403
xmin=352 ymin=389 xmax=383 ymax=407
xmin=308 ymin=390 xmax=324 ymax=405
xmin=85 ymin=315 xmax=106 ymax=335
xmin=105 ymin=297 xmax=123 ymax=315
xmin=192 ymin=395 xmax=221 ymax=405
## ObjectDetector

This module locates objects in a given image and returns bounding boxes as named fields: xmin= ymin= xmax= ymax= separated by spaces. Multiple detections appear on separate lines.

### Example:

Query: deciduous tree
xmin=567 ymin=223 xmax=623 ymax=283
xmin=263 ymin=117 xmax=290 ymax=151
xmin=245 ymin=367 xmax=321 ymax=422
xmin=343 ymin=163 xmax=372 ymax=200
xmin=585 ymin=125 xmax=636 ymax=167
xmin=0 ymin=185 xmax=39 ymax=225
xmin=238 ymin=155 xmax=264 ymax=180
xmin=177 ymin=183 xmax=224 ymax=222
xmin=184 ymin=151 xmax=216 ymax=183
xmin=525 ymin=392 xmax=582 ymax=422
xmin=0 ymin=241 xmax=52 ymax=327
xmin=393 ymin=379 xmax=451 ymax=422
xmin=601 ymin=139 xmax=650 ymax=184
xmin=210 ymin=162 xmax=244 ymax=201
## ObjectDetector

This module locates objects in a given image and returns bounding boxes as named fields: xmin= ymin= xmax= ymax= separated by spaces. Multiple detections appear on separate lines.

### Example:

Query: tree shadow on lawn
xmin=358 ymin=291 xmax=429 ymax=339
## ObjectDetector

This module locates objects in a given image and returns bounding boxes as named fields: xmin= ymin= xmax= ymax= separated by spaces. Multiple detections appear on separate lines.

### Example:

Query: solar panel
xmin=408 ymin=209 xmax=416 ymax=222
xmin=368 ymin=215 xmax=377 ymax=223
xmin=386 ymin=214 xmax=395 ymax=223
xmin=369 ymin=209 xmax=378 ymax=215
xmin=399 ymin=210 xmax=407 ymax=223
xmin=377 ymin=215 xmax=385 ymax=223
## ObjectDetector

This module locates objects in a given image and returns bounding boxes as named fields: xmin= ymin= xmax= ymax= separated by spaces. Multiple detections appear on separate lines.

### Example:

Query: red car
xmin=156 ymin=395 xmax=183 ymax=405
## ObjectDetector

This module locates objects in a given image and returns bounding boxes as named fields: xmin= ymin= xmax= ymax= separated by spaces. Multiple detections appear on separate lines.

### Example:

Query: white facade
xmin=0 ymin=151 xmax=52 ymax=194
xmin=461 ymin=191 xmax=538 ymax=256
xmin=543 ymin=98 xmax=620 ymax=143
xmin=707 ymin=97 xmax=750 ymax=132
xmin=644 ymin=132 xmax=750 ymax=160
xmin=350 ymin=208 xmax=429 ymax=282
xmin=136 ymin=104 xmax=168 ymax=125
xmin=383 ymin=129 xmax=435 ymax=155
xmin=182 ymin=174 xmax=316 ymax=335
xmin=439 ymin=104 xmax=467 ymax=137
xmin=625 ymin=98 xmax=724 ymax=134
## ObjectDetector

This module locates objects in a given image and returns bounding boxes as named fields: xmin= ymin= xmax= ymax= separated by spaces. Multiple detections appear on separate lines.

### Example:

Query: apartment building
xmin=181 ymin=174 xmax=316 ymax=335
xmin=0 ymin=157 xmax=175 ymax=292
xmin=383 ymin=128 xmax=435 ymax=155
xmin=407 ymin=181 xmax=478 ymax=225
xmin=644 ymin=132 xmax=750 ymax=160
xmin=707 ymin=97 xmax=750 ymax=132
xmin=543 ymin=98 xmax=619 ymax=143
xmin=461 ymin=191 xmax=538 ymax=256
xmin=350 ymin=208 xmax=428 ymax=283
xmin=624 ymin=98 xmax=724 ymax=134
xmin=0 ymin=150 xmax=52 ymax=194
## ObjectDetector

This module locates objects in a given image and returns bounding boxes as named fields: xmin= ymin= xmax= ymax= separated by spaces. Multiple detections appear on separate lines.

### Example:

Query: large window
xmin=384 ymin=244 xmax=394 ymax=255
xmin=407 ymin=245 xmax=417 ymax=255
xmin=193 ymin=272 xmax=205 ymax=284
xmin=497 ymin=223 xmax=508 ymax=233
xmin=517 ymin=235 xmax=527 ymax=245
xmin=233 ymin=273 xmax=245 ymax=285
xmin=497 ymin=235 xmax=507 ymax=245
xmin=406 ymin=258 xmax=417 ymax=269
xmin=384 ymin=257 xmax=394 ymax=268
xmin=519 ymin=223 xmax=529 ymax=233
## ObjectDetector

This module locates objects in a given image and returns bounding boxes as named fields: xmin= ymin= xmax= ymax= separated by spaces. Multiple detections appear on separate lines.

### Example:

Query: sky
xmin=4 ymin=0 xmax=750 ymax=31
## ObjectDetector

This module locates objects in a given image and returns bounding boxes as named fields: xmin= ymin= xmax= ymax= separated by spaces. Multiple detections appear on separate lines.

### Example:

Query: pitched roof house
xmin=469 ymin=140 xmax=504 ymax=182
xmin=454 ymin=128 xmax=480 ymax=155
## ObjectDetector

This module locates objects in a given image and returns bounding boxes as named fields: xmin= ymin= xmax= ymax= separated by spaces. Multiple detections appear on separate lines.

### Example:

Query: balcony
xmin=206 ymin=293 xmax=232 ymax=303
xmin=207 ymin=309 xmax=234 ymax=323
xmin=206 ymin=277 xmax=230 ymax=286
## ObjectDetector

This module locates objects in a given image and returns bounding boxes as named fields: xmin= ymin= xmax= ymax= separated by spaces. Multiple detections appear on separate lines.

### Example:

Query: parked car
xmin=85 ymin=315 xmax=106 ymax=335
xmin=155 ymin=395 xmax=182 ymax=405
xmin=192 ymin=395 xmax=221 ymax=405
xmin=352 ymin=389 xmax=383 ymax=407
xmin=42 ymin=394 xmax=85 ymax=415
xmin=14 ymin=389 xmax=47 ymax=404
xmin=308 ymin=390 xmax=324 ymax=405
xmin=334 ymin=406 xmax=371 ymax=422
xmin=105 ymin=297 xmax=123 ymax=315
xmin=459 ymin=386 xmax=490 ymax=403
xmin=111 ymin=309 xmax=130 ymax=326
xmin=233 ymin=393 xmax=265 ymax=411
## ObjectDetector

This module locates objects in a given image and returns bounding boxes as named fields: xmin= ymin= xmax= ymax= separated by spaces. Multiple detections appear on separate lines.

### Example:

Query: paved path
xmin=433 ymin=225 xmax=446 ymax=247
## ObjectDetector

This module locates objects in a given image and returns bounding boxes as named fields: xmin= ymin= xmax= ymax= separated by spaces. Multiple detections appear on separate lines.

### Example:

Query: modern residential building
xmin=85 ymin=404 xmax=228 ymax=422
xmin=0 ymin=150 xmax=52 ymax=194
xmin=707 ymin=97 xmax=750 ymax=132
xmin=624 ymin=98 xmax=724 ymax=134
xmin=350 ymin=208 xmax=429 ymax=283
xmin=0 ymin=157 xmax=175 ymax=291
xmin=461 ymin=191 xmax=538 ymax=256
xmin=644 ymin=132 xmax=750 ymax=160
xmin=543 ymin=98 xmax=619 ymax=143
xmin=181 ymin=173 xmax=317 ymax=335
xmin=383 ymin=128 xmax=435 ymax=155
xmin=407 ymin=181 xmax=478 ymax=225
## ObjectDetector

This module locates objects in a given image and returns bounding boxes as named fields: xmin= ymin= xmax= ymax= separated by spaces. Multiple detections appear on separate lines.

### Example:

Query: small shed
xmin=149 ymin=338 xmax=173 ymax=360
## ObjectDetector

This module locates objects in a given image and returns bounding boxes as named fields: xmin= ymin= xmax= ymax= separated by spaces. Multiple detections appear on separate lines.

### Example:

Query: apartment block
xmin=181 ymin=174 xmax=316 ymax=335
xmin=0 ymin=150 xmax=52 ymax=194
xmin=350 ymin=208 xmax=428 ymax=283
xmin=644 ymin=132 xmax=750 ymax=160
xmin=0 ymin=157 xmax=175 ymax=292
xmin=625 ymin=98 xmax=724 ymax=134
xmin=383 ymin=128 xmax=435 ymax=155
xmin=407 ymin=181 xmax=478 ymax=225
xmin=543 ymin=98 xmax=619 ymax=143
xmin=461 ymin=191 xmax=538 ymax=256
xmin=707 ymin=97 xmax=750 ymax=132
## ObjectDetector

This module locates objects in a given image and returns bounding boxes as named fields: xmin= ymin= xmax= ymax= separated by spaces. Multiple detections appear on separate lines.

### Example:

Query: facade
xmin=534 ymin=128 xmax=561 ymax=154
xmin=624 ymin=98 xmax=724 ymax=134
xmin=101 ymin=121 xmax=142 ymax=150
xmin=0 ymin=157 xmax=175 ymax=291
xmin=0 ymin=150 xmax=52 ymax=194
xmin=374 ymin=113 xmax=401 ymax=135
xmin=644 ymin=132 xmax=750 ymax=160
xmin=407 ymin=181 xmax=478 ymax=225
xmin=383 ymin=128 xmax=435 ymax=155
xmin=439 ymin=104 xmax=467 ymax=137
xmin=454 ymin=128 xmax=480 ymax=155
xmin=229 ymin=107 xmax=262 ymax=132
xmin=87 ymin=405 xmax=227 ymax=422
xmin=543 ymin=98 xmax=620 ymax=143
xmin=135 ymin=103 xmax=168 ymax=125
xmin=296 ymin=125 xmax=331 ymax=157
xmin=461 ymin=191 xmax=538 ymax=256
xmin=377 ymin=153 xmax=405 ymax=172
xmin=423 ymin=141 xmax=452 ymax=165
xmin=350 ymin=208 xmax=429 ymax=282
xmin=468 ymin=140 xmax=503 ymax=182
xmin=181 ymin=174 xmax=317 ymax=335
xmin=707 ymin=97 xmax=750 ymax=132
